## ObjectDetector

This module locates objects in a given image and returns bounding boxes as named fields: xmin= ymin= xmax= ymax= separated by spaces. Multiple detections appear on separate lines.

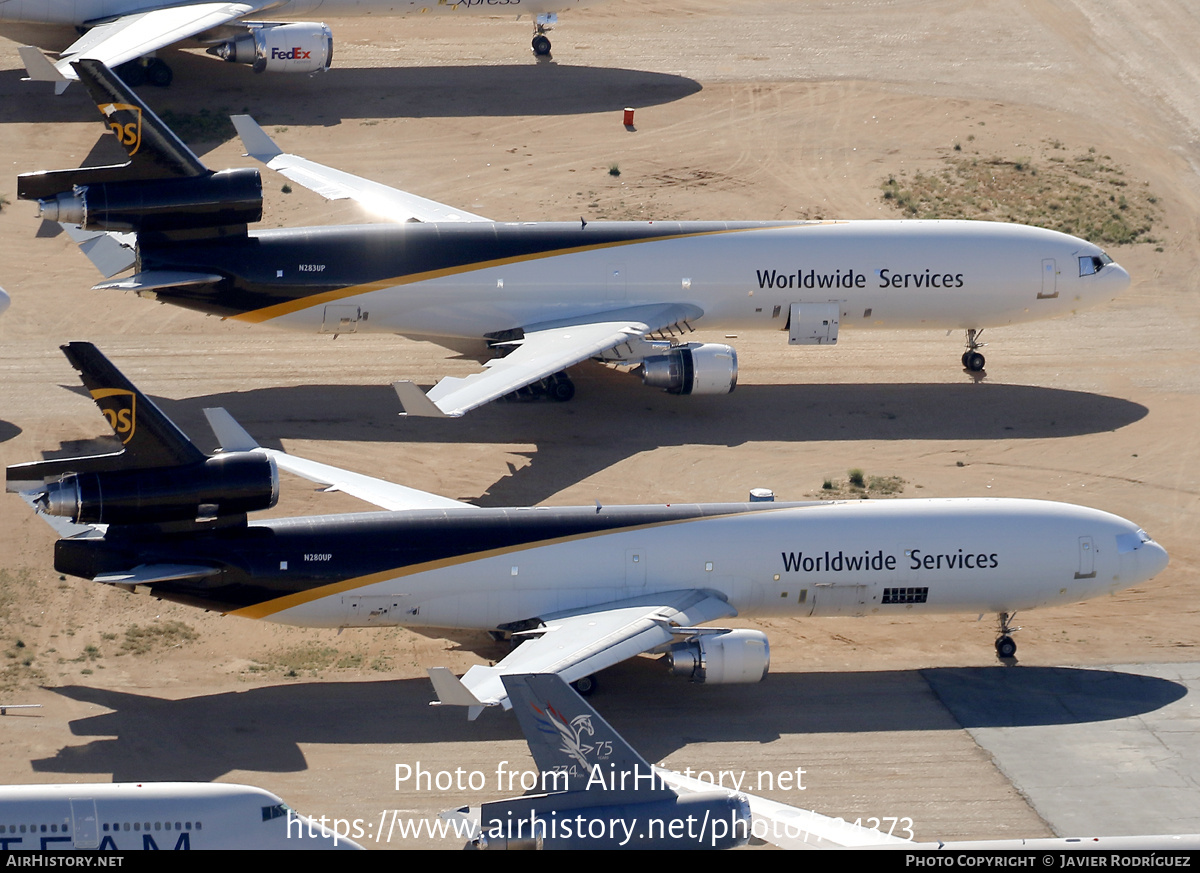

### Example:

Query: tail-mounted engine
xmin=34 ymin=168 xmax=263 ymax=233
xmin=208 ymin=22 xmax=334 ymax=74
xmin=667 ymin=629 xmax=770 ymax=684
xmin=38 ymin=452 xmax=279 ymax=526
xmin=640 ymin=342 xmax=738 ymax=395
xmin=17 ymin=59 xmax=265 ymax=239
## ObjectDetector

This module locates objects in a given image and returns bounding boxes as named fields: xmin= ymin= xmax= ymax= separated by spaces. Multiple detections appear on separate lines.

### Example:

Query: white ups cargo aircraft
xmin=19 ymin=62 xmax=1132 ymax=418
xmin=8 ymin=344 xmax=1169 ymax=716
xmin=6 ymin=0 xmax=595 ymax=91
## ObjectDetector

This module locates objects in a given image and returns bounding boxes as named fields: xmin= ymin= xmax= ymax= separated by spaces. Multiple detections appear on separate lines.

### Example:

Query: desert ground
xmin=0 ymin=0 xmax=1198 ymax=849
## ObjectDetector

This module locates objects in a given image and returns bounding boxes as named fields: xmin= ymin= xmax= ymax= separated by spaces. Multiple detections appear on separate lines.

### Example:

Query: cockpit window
xmin=1079 ymin=253 xmax=1114 ymax=276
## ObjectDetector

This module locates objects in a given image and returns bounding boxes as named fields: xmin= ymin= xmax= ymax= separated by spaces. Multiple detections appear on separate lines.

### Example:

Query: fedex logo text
xmin=271 ymin=47 xmax=312 ymax=60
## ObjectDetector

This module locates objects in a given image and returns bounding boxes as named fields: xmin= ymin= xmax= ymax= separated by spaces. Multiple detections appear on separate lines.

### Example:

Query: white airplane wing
xmin=394 ymin=302 xmax=705 ymax=418
xmin=654 ymin=768 xmax=913 ymax=850
xmin=202 ymin=408 xmax=476 ymax=512
xmin=20 ymin=3 xmax=269 ymax=92
xmin=231 ymin=115 xmax=490 ymax=223
xmin=428 ymin=590 xmax=737 ymax=719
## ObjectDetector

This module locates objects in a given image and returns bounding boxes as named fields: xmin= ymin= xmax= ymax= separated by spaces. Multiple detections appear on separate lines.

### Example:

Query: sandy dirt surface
xmin=0 ymin=0 xmax=1198 ymax=849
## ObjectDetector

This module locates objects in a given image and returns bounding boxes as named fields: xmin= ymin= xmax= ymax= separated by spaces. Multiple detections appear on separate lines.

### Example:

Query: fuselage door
xmin=1076 ymin=536 xmax=1096 ymax=579
xmin=69 ymin=797 xmax=100 ymax=849
xmin=1038 ymin=258 xmax=1058 ymax=299
xmin=322 ymin=304 xmax=360 ymax=334
xmin=626 ymin=548 xmax=646 ymax=587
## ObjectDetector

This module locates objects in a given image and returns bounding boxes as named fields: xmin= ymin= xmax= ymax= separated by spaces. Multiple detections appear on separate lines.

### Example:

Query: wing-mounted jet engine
xmin=17 ymin=59 xmax=261 ymax=244
xmin=7 ymin=343 xmax=278 ymax=531
xmin=207 ymin=22 xmax=334 ymax=74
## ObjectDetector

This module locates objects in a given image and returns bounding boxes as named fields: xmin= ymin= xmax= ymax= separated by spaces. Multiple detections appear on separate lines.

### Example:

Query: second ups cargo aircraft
xmin=8 ymin=344 xmax=1169 ymax=715
xmin=19 ymin=61 xmax=1131 ymax=417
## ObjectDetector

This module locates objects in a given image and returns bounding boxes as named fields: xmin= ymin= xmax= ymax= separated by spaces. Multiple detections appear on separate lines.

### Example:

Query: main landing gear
xmin=961 ymin=328 xmax=986 ymax=372
xmin=501 ymin=371 xmax=575 ymax=403
xmin=995 ymin=612 xmax=1020 ymax=659
xmin=116 ymin=57 xmax=173 ymax=88
xmin=531 ymin=16 xmax=553 ymax=56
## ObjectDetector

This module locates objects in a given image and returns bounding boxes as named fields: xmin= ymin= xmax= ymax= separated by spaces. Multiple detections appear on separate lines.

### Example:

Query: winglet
xmin=203 ymin=408 xmax=260 ymax=453
xmin=393 ymin=381 xmax=453 ymax=418
xmin=427 ymin=667 xmax=488 ymax=721
xmin=231 ymin=115 xmax=283 ymax=163
xmin=18 ymin=46 xmax=71 ymax=94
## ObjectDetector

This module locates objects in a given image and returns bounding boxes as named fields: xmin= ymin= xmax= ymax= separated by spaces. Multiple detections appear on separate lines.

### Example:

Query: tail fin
xmin=72 ymin=59 xmax=207 ymax=180
xmin=61 ymin=342 xmax=206 ymax=469
xmin=501 ymin=673 xmax=674 ymax=800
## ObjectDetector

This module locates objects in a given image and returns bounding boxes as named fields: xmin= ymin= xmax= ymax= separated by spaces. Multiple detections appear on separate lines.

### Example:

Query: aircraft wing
xmin=655 ymin=768 xmax=913 ymax=850
xmin=20 ymin=2 xmax=269 ymax=92
xmin=231 ymin=115 xmax=491 ymax=223
xmin=428 ymin=589 xmax=737 ymax=719
xmin=202 ymin=408 xmax=476 ymax=511
xmin=394 ymin=302 xmax=705 ymax=418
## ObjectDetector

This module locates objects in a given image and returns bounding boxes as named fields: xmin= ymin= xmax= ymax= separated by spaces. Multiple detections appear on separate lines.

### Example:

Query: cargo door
xmin=788 ymin=302 xmax=840 ymax=345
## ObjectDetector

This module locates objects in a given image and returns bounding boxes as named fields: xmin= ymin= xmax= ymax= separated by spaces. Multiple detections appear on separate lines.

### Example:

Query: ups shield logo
xmin=91 ymin=388 xmax=136 ymax=445
xmin=98 ymin=102 xmax=142 ymax=156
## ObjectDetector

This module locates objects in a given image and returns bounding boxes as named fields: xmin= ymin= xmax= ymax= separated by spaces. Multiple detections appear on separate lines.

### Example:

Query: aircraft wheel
xmin=961 ymin=351 xmax=971 ymax=367
xmin=995 ymin=636 xmax=1017 ymax=658
xmin=116 ymin=61 xmax=146 ymax=87
xmin=548 ymin=374 xmax=575 ymax=403
xmin=965 ymin=351 xmax=986 ymax=372
xmin=571 ymin=675 xmax=598 ymax=697
xmin=532 ymin=34 xmax=552 ymax=56
xmin=146 ymin=59 xmax=173 ymax=88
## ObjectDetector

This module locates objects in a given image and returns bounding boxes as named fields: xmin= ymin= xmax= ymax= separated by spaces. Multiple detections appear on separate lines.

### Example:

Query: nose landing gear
xmin=962 ymin=328 xmax=986 ymax=372
xmin=995 ymin=612 xmax=1020 ymax=659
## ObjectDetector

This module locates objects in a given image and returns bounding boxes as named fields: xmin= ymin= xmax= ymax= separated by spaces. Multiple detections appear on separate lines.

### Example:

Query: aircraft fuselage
xmin=57 ymin=497 xmax=1166 ymax=630
xmin=135 ymin=219 xmax=1130 ymax=342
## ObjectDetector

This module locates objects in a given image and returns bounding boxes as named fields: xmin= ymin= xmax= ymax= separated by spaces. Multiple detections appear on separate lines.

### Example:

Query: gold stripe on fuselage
xmin=227 ymin=508 xmax=764 ymax=619
xmin=229 ymin=225 xmax=790 ymax=324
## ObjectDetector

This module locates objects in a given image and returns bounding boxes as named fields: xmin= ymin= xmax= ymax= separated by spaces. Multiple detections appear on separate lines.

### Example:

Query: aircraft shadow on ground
xmin=33 ymin=665 xmax=1182 ymax=782
xmin=0 ymin=420 xmax=22 ymax=444
xmin=0 ymin=56 xmax=701 ymax=129
xmin=86 ymin=372 xmax=1150 ymax=507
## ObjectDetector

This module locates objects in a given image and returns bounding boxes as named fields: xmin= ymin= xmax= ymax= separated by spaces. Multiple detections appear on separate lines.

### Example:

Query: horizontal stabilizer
xmin=93 ymin=271 xmax=222 ymax=292
xmin=94 ymin=564 xmax=219 ymax=586
xmin=60 ymin=226 xmax=137 ymax=279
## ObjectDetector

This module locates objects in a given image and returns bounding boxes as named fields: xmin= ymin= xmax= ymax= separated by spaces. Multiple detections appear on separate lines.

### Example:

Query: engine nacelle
xmin=209 ymin=22 xmax=334 ymax=74
xmin=640 ymin=343 xmax=738 ymax=395
xmin=39 ymin=452 xmax=278 ymax=525
xmin=36 ymin=168 xmax=263 ymax=233
xmin=666 ymin=629 xmax=770 ymax=684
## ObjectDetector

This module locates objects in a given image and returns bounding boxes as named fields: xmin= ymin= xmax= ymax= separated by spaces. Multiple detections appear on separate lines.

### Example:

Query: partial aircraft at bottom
xmin=7 ymin=344 xmax=1169 ymax=715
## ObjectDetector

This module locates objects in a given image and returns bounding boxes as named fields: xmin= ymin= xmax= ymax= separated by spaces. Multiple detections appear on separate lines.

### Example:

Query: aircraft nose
xmin=1105 ymin=261 xmax=1131 ymax=295
xmin=1140 ymin=538 xmax=1170 ymax=581
xmin=0 ymin=287 xmax=9 ymax=316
